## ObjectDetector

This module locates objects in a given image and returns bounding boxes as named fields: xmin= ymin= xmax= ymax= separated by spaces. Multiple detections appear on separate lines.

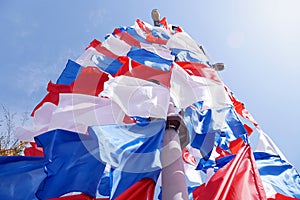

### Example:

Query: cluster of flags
xmin=0 ymin=16 xmax=299 ymax=200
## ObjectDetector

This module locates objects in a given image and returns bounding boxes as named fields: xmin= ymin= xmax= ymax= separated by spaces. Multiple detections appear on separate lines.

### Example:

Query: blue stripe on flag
xmin=0 ymin=156 xmax=46 ymax=200
xmin=35 ymin=129 xmax=105 ymax=199
xmin=56 ymin=59 xmax=82 ymax=85
xmin=127 ymin=47 xmax=173 ymax=71
xmin=88 ymin=119 xmax=166 ymax=199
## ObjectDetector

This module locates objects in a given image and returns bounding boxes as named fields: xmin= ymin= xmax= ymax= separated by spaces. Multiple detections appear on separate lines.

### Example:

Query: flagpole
xmin=161 ymin=128 xmax=189 ymax=200
xmin=161 ymin=103 xmax=189 ymax=200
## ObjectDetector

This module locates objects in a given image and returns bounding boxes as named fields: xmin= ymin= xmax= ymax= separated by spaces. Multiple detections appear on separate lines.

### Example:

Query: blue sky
xmin=0 ymin=0 xmax=299 ymax=170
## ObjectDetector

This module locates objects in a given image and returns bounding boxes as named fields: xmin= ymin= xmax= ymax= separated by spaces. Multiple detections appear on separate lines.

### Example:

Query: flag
xmin=167 ymin=32 xmax=208 ymax=63
xmin=225 ymin=86 xmax=259 ymax=127
xmin=134 ymin=19 xmax=168 ymax=45
xmin=15 ymin=93 xmax=126 ymax=142
xmin=255 ymin=128 xmax=288 ymax=163
xmin=255 ymin=152 xmax=300 ymax=199
xmin=140 ymin=42 xmax=173 ymax=60
xmin=24 ymin=142 xmax=44 ymax=156
xmin=176 ymin=61 xmax=222 ymax=83
xmin=172 ymin=48 xmax=207 ymax=63
xmin=113 ymin=28 xmax=141 ymax=48
xmin=102 ymin=75 xmax=170 ymax=119
xmin=114 ymin=178 xmax=156 ymax=200
xmin=101 ymin=35 xmax=131 ymax=56
xmin=114 ymin=58 xmax=171 ymax=87
xmin=184 ymin=102 xmax=247 ymax=165
xmin=56 ymin=59 xmax=82 ymax=85
xmin=85 ymin=47 xmax=124 ymax=75
xmin=170 ymin=63 xmax=232 ymax=109
xmin=192 ymin=145 xmax=267 ymax=200
xmin=0 ymin=156 xmax=46 ymax=200
xmin=31 ymin=81 xmax=72 ymax=116
xmin=127 ymin=47 xmax=173 ymax=71
xmin=88 ymin=119 xmax=166 ymax=199
xmin=254 ymin=129 xmax=300 ymax=199
xmin=71 ymin=66 xmax=109 ymax=96
xmin=86 ymin=39 xmax=119 ymax=59
xmin=35 ymin=129 xmax=106 ymax=199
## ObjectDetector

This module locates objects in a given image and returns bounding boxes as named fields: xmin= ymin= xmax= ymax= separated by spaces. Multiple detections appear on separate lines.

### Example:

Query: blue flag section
xmin=0 ymin=156 xmax=46 ymax=200
xmin=91 ymin=54 xmax=123 ymax=75
xmin=88 ymin=120 xmax=166 ymax=199
xmin=127 ymin=47 xmax=173 ymax=71
xmin=56 ymin=59 xmax=82 ymax=85
xmin=184 ymin=102 xmax=248 ymax=168
xmin=35 ymin=129 xmax=106 ymax=199
xmin=255 ymin=152 xmax=300 ymax=199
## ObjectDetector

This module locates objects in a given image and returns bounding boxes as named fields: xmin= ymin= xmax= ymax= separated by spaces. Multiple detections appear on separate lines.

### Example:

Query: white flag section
xmin=170 ymin=63 xmax=232 ymax=109
xmin=14 ymin=94 xmax=125 ymax=141
xmin=101 ymin=35 xmax=131 ymax=56
xmin=75 ymin=47 xmax=98 ymax=67
xmin=102 ymin=75 xmax=170 ymax=119
xmin=140 ymin=43 xmax=174 ymax=61
xmin=133 ymin=20 xmax=150 ymax=39
xmin=167 ymin=32 xmax=209 ymax=62
xmin=255 ymin=128 xmax=288 ymax=162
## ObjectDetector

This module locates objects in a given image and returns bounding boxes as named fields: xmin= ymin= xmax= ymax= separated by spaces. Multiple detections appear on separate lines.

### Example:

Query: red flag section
xmin=31 ymin=67 xmax=108 ymax=116
xmin=31 ymin=81 xmax=72 ymax=116
xmin=24 ymin=142 xmax=44 ymax=157
xmin=115 ymin=58 xmax=171 ymax=87
xmin=86 ymin=39 xmax=119 ymax=59
xmin=268 ymin=193 xmax=300 ymax=200
xmin=176 ymin=61 xmax=222 ymax=83
xmin=193 ymin=145 xmax=267 ymax=200
xmin=115 ymin=178 xmax=155 ymax=200
xmin=71 ymin=66 xmax=109 ymax=96
xmin=113 ymin=28 xmax=141 ymax=48
xmin=182 ymin=148 xmax=197 ymax=166
xmin=225 ymin=86 xmax=259 ymax=127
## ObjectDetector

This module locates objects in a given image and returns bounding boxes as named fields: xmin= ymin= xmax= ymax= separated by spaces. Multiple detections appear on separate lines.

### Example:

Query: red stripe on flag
xmin=193 ymin=145 xmax=267 ymax=200
xmin=115 ymin=178 xmax=155 ymax=200
xmin=87 ymin=39 xmax=119 ymax=59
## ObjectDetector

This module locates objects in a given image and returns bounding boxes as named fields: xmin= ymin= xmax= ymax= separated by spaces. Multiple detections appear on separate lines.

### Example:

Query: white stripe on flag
xmin=14 ymin=94 xmax=125 ymax=141
xmin=102 ymin=75 xmax=170 ymax=119
xmin=170 ymin=63 xmax=232 ymax=109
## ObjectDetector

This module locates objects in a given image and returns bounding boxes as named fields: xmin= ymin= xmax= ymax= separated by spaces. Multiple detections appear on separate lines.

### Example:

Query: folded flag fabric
xmin=35 ymin=129 xmax=106 ymax=199
xmin=183 ymin=100 xmax=248 ymax=171
xmin=15 ymin=93 xmax=126 ymax=142
xmin=140 ymin=43 xmax=173 ymax=61
xmin=255 ymin=128 xmax=288 ymax=162
xmin=56 ymin=59 xmax=82 ymax=85
xmin=82 ymin=47 xmax=124 ymax=75
xmin=31 ymin=81 xmax=72 ymax=116
xmin=101 ymin=35 xmax=131 ymax=56
xmin=101 ymin=75 xmax=170 ymax=119
xmin=255 ymin=152 xmax=300 ymax=199
xmin=170 ymin=63 xmax=231 ymax=109
xmin=24 ymin=142 xmax=44 ymax=156
xmin=71 ymin=66 xmax=109 ymax=96
xmin=127 ymin=47 xmax=173 ymax=71
xmin=113 ymin=28 xmax=141 ymax=48
xmin=88 ymin=119 xmax=166 ymax=199
xmin=114 ymin=58 xmax=171 ymax=87
xmin=0 ymin=156 xmax=46 ymax=200
xmin=192 ymin=145 xmax=267 ymax=200
xmin=167 ymin=32 xmax=208 ymax=63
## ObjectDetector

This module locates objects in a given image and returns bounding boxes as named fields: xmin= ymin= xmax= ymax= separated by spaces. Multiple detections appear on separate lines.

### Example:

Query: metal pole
xmin=161 ymin=127 xmax=189 ymax=200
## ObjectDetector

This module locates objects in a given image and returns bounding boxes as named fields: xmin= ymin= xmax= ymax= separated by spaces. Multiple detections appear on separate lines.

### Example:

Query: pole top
xmin=151 ymin=9 xmax=160 ymax=26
